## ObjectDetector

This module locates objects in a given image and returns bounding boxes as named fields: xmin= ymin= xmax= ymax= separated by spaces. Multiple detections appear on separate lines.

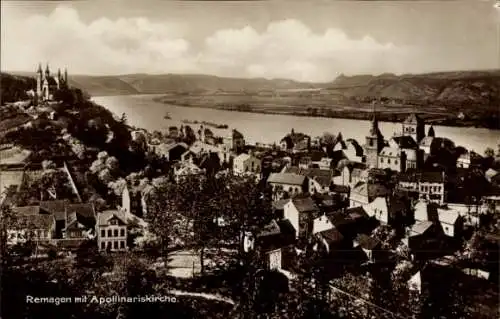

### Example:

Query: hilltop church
xmin=35 ymin=63 xmax=68 ymax=102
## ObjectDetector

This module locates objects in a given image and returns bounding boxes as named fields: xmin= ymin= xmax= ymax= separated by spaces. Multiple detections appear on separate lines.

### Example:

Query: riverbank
xmin=152 ymin=95 xmax=500 ymax=130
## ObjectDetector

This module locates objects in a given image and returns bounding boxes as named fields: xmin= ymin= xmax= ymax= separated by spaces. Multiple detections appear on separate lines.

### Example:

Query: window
xmin=101 ymin=230 xmax=105 ymax=237
xmin=120 ymin=229 xmax=125 ymax=237
xmin=108 ymin=229 xmax=112 ymax=237
xmin=380 ymin=158 xmax=384 ymax=163
xmin=120 ymin=241 xmax=125 ymax=249
xmin=114 ymin=229 xmax=118 ymax=237
xmin=388 ymin=159 xmax=391 ymax=164
xmin=110 ymin=219 xmax=118 ymax=226
xmin=114 ymin=241 xmax=118 ymax=249
xmin=369 ymin=140 xmax=374 ymax=146
xmin=101 ymin=242 xmax=105 ymax=250
xmin=395 ymin=160 xmax=398 ymax=165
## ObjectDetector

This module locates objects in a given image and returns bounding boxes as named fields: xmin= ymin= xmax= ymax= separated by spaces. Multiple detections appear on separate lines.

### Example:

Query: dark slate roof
xmin=9 ymin=212 xmax=54 ymax=230
xmin=420 ymin=171 xmax=445 ymax=183
xmin=267 ymin=173 xmax=306 ymax=185
xmin=66 ymin=203 xmax=95 ymax=219
xmin=97 ymin=210 xmax=127 ymax=226
xmin=291 ymin=196 xmax=320 ymax=213
xmin=345 ymin=206 xmax=369 ymax=221
xmin=46 ymin=76 xmax=58 ymax=86
xmin=273 ymin=199 xmax=290 ymax=210
xmin=317 ymin=227 xmax=344 ymax=245
xmin=356 ymin=234 xmax=381 ymax=250
xmin=313 ymin=175 xmax=332 ymax=187
xmin=331 ymin=184 xmax=350 ymax=194
xmin=40 ymin=200 xmax=69 ymax=221
xmin=258 ymin=220 xmax=282 ymax=238
xmin=277 ymin=219 xmax=296 ymax=236
xmin=410 ymin=221 xmax=434 ymax=236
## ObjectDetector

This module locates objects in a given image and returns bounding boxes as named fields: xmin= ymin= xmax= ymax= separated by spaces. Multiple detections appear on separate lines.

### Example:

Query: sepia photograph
xmin=1 ymin=0 xmax=499 ymax=318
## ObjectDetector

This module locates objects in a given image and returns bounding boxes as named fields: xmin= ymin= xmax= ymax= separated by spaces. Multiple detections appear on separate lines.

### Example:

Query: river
xmin=92 ymin=94 xmax=499 ymax=154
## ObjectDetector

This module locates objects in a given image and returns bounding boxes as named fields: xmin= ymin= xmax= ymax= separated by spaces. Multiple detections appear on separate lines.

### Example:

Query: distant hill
xmin=0 ymin=72 xmax=36 ymax=104
xmin=329 ymin=70 xmax=500 ymax=106
xmin=7 ymin=70 xmax=500 ymax=107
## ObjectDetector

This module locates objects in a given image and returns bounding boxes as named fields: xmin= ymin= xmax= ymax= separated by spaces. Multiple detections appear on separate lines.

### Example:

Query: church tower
xmin=36 ymin=63 xmax=43 ymax=98
xmin=402 ymin=113 xmax=425 ymax=143
xmin=365 ymin=101 xmax=385 ymax=168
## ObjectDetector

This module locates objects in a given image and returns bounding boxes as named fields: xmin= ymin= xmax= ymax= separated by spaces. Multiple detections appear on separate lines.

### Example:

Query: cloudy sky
xmin=1 ymin=0 xmax=499 ymax=82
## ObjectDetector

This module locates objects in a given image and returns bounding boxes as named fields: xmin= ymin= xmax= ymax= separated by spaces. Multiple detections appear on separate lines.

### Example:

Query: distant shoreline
xmin=149 ymin=95 xmax=500 ymax=130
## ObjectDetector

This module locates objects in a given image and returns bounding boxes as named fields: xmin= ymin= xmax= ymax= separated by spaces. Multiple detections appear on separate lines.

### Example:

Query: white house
xmin=267 ymin=173 xmax=307 ymax=199
xmin=97 ymin=210 xmax=128 ymax=251
xmin=284 ymin=196 xmax=320 ymax=238
xmin=233 ymin=153 xmax=261 ymax=175
xmin=312 ymin=214 xmax=334 ymax=234
xmin=363 ymin=197 xmax=389 ymax=224
xmin=437 ymin=207 xmax=462 ymax=237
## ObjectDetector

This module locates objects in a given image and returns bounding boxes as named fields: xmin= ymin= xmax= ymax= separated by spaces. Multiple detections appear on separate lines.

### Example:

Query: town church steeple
xmin=365 ymin=99 xmax=385 ymax=168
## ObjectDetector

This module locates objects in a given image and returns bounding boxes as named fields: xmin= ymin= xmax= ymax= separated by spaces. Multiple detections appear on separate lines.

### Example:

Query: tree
xmin=484 ymin=147 xmax=495 ymax=158
xmin=146 ymin=173 xmax=272 ymax=275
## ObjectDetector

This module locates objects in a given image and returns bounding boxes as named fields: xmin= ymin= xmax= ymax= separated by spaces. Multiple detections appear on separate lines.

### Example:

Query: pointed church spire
xmin=37 ymin=63 xmax=42 ymax=73
xmin=45 ymin=63 xmax=50 ymax=76
xmin=370 ymin=100 xmax=379 ymax=135
xmin=427 ymin=125 xmax=435 ymax=137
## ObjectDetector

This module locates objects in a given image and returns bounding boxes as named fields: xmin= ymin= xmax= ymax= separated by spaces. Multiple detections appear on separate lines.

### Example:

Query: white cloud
xmin=1 ymin=6 xmax=412 ymax=82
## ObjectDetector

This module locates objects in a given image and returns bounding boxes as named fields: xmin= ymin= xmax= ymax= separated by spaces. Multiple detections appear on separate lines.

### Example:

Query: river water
xmin=92 ymin=94 xmax=499 ymax=154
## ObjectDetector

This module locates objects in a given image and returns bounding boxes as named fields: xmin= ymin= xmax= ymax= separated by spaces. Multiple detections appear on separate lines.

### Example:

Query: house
xmin=180 ymin=149 xmax=197 ymax=162
xmin=405 ymin=221 xmax=445 ymax=260
xmin=363 ymin=197 xmax=389 ymax=224
xmin=173 ymin=159 xmax=205 ymax=182
xmin=338 ymin=162 xmax=367 ymax=187
xmin=64 ymin=203 xmax=96 ymax=239
xmin=0 ymin=146 xmax=31 ymax=169
xmin=314 ymin=227 xmax=344 ymax=254
xmin=97 ymin=210 xmax=128 ymax=251
xmin=7 ymin=206 xmax=56 ymax=245
xmin=419 ymin=171 xmax=446 ymax=204
xmin=283 ymin=196 xmax=321 ymax=238
xmin=349 ymin=182 xmax=390 ymax=207
xmin=437 ymin=207 xmax=463 ymax=237
xmin=313 ymin=214 xmax=334 ymax=234
xmin=40 ymin=200 xmax=69 ymax=238
xmin=256 ymin=219 xmax=295 ymax=270
xmin=154 ymin=142 xmax=188 ymax=161
xmin=330 ymin=184 xmax=350 ymax=201
xmin=267 ymin=173 xmax=308 ymax=199
xmin=284 ymin=167 xmax=334 ymax=194
xmin=378 ymin=147 xmax=406 ymax=172
xmin=233 ymin=153 xmax=261 ymax=175
xmin=353 ymin=234 xmax=381 ymax=262
xmin=389 ymin=135 xmax=418 ymax=151
xmin=398 ymin=171 xmax=446 ymax=205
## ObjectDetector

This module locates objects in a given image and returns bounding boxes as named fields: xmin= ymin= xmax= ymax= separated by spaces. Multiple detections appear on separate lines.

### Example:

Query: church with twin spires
xmin=35 ymin=63 xmax=68 ymax=102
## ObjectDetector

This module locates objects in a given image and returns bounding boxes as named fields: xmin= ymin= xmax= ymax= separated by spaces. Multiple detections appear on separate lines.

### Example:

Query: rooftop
xmin=291 ymin=196 xmax=320 ymax=213
xmin=98 ymin=210 xmax=128 ymax=226
xmin=267 ymin=172 xmax=306 ymax=186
